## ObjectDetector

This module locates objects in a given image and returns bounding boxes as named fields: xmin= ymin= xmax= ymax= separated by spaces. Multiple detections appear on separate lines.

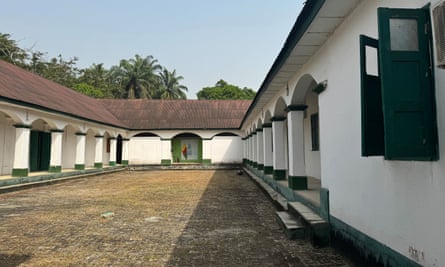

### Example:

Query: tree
xmin=157 ymin=68 xmax=188 ymax=99
xmin=72 ymin=83 xmax=105 ymax=98
xmin=196 ymin=79 xmax=256 ymax=100
xmin=110 ymin=54 xmax=161 ymax=99
xmin=77 ymin=63 xmax=114 ymax=98
xmin=0 ymin=33 xmax=28 ymax=66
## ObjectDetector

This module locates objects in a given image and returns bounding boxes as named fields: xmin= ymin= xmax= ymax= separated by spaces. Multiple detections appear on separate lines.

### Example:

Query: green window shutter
xmin=40 ymin=132 xmax=51 ymax=171
xmin=360 ymin=35 xmax=385 ymax=156
xmin=29 ymin=131 xmax=39 ymax=172
xmin=378 ymin=8 xmax=438 ymax=161
xmin=310 ymin=113 xmax=320 ymax=151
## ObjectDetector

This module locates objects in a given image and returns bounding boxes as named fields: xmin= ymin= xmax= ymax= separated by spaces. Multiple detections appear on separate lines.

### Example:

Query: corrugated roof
xmin=0 ymin=60 xmax=126 ymax=128
xmin=99 ymin=99 xmax=251 ymax=130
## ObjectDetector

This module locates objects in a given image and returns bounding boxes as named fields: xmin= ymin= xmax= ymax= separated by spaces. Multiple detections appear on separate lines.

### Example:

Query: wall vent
xmin=433 ymin=1 xmax=445 ymax=68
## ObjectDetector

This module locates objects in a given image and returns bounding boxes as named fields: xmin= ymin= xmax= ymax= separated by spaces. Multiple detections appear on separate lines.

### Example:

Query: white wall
xmin=62 ymin=126 xmax=76 ymax=169
xmin=0 ymin=115 xmax=15 ymax=175
xmin=85 ymin=131 xmax=95 ymax=167
xmin=210 ymin=136 xmax=242 ymax=163
xmin=128 ymin=137 xmax=162 ymax=164
xmin=304 ymin=91 xmax=321 ymax=179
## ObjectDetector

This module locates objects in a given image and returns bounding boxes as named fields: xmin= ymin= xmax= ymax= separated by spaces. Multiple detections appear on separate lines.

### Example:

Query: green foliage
xmin=72 ymin=83 xmax=105 ymax=98
xmin=196 ymin=79 xmax=256 ymax=100
xmin=157 ymin=68 xmax=188 ymax=99
xmin=0 ymin=33 xmax=28 ymax=66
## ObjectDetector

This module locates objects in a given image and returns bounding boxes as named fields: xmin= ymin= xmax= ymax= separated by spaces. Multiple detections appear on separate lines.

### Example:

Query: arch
xmin=171 ymin=132 xmax=202 ymax=163
xmin=0 ymin=111 xmax=17 ymax=175
xmin=213 ymin=132 xmax=240 ymax=138
xmin=30 ymin=118 xmax=54 ymax=132
xmin=273 ymin=97 xmax=287 ymax=118
xmin=263 ymin=110 xmax=272 ymax=124
xmin=1 ymin=110 xmax=23 ymax=125
xmin=290 ymin=74 xmax=318 ymax=105
xmin=29 ymin=119 xmax=52 ymax=172
xmin=256 ymin=118 xmax=263 ymax=130
xmin=132 ymin=132 xmax=160 ymax=138
xmin=172 ymin=132 xmax=202 ymax=139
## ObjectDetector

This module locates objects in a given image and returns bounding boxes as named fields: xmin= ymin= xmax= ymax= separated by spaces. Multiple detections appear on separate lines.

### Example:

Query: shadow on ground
xmin=0 ymin=253 xmax=31 ymax=266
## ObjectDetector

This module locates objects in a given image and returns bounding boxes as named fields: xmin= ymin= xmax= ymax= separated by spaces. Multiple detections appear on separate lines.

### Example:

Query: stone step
xmin=275 ymin=211 xmax=305 ymax=240
xmin=288 ymin=201 xmax=330 ymax=246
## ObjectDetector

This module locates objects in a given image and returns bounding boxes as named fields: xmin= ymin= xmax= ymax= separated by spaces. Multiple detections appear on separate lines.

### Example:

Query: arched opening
xmin=128 ymin=132 xmax=161 ymax=164
xmin=171 ymin=133 xmax=202 ymax=163
xmin=213 ymin=132 xmax=239 ymax=137
xmin=116 ymin=134 xmax=123 ymax=164
xmin=271 ymin=97 xmax=289 ymax=180
xmin=132 ymin=132 xmax=159 ymax=137
xmin=0 ymin=112 xmax=17 ymax=175
xmin=102 ymin=132 xmax=111 ymax=166
xmin=29 ymin=119 xmax=51 ymax=172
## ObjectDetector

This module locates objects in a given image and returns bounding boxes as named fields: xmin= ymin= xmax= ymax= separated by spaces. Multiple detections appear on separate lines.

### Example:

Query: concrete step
xmin=275 ymin=211 xmax=305 ymax=240
xmin=288 ymin=201 xmax=330 ymax=247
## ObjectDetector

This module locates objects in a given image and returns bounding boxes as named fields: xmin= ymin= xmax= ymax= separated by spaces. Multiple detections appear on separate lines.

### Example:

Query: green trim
xmin=75 ymin=164 xmax=85 ymax=170
xmin=288 ymin=176 xmax=307 ymax=190
xmin=330 ymin=216 xmax=422 ymax=267
xmin=264 ymin=166 xmax=273 ymax=174
xmin=257 ymin=164 xmax=264 ymax=170
xmin=108 ymin=137 xmax=117 ymax=140
xmin=273 ymin=169 xmax=286 ymax=180
xmin=271 ymin=116 xmax=286 ymax=122
xmin=160 ymin=138 xmax=171 ymax=141
xmin=94 ymin=135 xmax=104 ymax=138
xmin=312 ymin=81 xmax=327 ymax=94
xmin=243 ymin=158 xmax=247 ymax=164
xmin=109 ymin=161 xmax=116 ymax=166
xmin=286 ymin=105 xmax=308 ymax=112
xmin=256 ymin=129 xmax=263 ymax=132
xmin=50 ymin=129 xmax=64 ymax=133
xmin=122 ymin=138 xmax=130 ymax=141
xmin=202 ymin=138 xmax=212 ymax=141
xmin=49 ymin=165 xmax=62 ymax=173
xmin=202 ymin=159 xmax=212 ymax=165
xmin=75 ymin=132 xmax=87 ymax=136
xmin=320 ymin=187 xmax=329 ymax=221
xmin=161 ymin=159 xmax=171 ymax=165
xmin=121 ymin=160 xmax=129 ymax=165
xmin=13 ymin=124 xmax=31 ymax=129
xmin=262 ymin=123 xmax=272 ymax=128
xmin=252 ymin=132 xmax=257 ymax=135
xmin=12 ymin=168 xmax=28 ymax=177
xmin=253 ymin=162 xmax=258 ymax=168
xmin=239 ymin=0 xmax=326 ymax=128
xmin=94 ymin=162 xmax=103 ymax=168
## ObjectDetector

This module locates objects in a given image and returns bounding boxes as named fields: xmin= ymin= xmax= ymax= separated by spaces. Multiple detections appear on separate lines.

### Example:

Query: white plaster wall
xmin=289 ymin=0 xmax=443 ymax=266
xmin=85 ymin=131 xmax=95 ymax=167
xmin=0 ymin=115 xmax=15 ymax=175
xmin=102 ymin=133 xmax=110 ymax=165
xmin=128 ymin=137 xmax=162 ymax=164
xmin=304 ymin=91 xmax=321 ymax=179
xmin=62 ymin=126 xmax=77 ymax=169
xmin=210 ymin=136 xmax=243 ymax=163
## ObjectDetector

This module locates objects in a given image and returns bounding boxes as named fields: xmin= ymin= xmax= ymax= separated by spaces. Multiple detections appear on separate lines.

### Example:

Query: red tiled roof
xmin=0 ymin=60 xmax=252 ymax=130
xmin=99 ymin=99 xmax=251 ymax=130
xmin=0 ymin=60 xmax=125 ymax=128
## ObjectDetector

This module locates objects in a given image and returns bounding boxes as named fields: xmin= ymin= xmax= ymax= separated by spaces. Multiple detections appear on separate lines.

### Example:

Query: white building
xmin=242 ymin=0 xmax=445 ymax=266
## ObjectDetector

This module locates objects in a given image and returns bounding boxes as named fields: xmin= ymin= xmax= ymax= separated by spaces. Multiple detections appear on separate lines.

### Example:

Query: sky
xmin=1 ymin=1 xmax=304 ymax=99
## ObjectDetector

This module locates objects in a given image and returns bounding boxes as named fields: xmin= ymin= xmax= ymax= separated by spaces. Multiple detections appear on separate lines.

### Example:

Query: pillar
xmin=287 ymin=106 xmax=308 ymax=189
xmin=94 ymin=135 xmax=104 ymax=168
xmin=121 ymin=138 xmax=129 ymax=165
xmin=161 ymin=138 xmax=172 ymax=165
xmin=256 ymin=129 xmax=264 ymax=170
xmin=109 ymin=137 xmax=116 ymax=166
xmin=49 ymin=129 xmax=64 ymax=172
xmin=272 ymin=117 xmax=287 ymax=180
xmin=12 ymin=125 xmax=31 ymax=177
xmin=202 ymin=138 xmax=212 ymax=165
xmin=262 ymin=123 xmax=273 ymax=174
xmin=75 ymin=132 xmax=86 ymax=170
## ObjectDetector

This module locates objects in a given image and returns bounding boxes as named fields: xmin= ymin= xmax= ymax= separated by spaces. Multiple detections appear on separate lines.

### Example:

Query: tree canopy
xmin=196 ymin=79 xmax=256 ymax=100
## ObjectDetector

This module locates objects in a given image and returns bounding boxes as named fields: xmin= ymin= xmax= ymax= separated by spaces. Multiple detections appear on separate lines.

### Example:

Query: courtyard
xmin=0 ymin=170 xmax=349 ymax=266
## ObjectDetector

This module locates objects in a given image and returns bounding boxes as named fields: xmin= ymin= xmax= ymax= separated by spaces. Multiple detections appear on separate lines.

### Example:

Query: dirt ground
xmin=0 ymin=170 xmax=349 ymax=266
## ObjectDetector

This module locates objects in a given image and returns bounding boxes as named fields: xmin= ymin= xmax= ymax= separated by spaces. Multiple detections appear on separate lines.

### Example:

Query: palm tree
xmin=158 ymin=68 xmax=188 ymax=99
xmin=111 ymin=54 xmax=161 ymax=99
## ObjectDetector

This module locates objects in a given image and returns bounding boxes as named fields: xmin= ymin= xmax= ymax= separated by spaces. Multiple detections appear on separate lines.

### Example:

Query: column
xmin=272 ymin=117 xmax=287 ymax=180
xmin=256 ymin=129 xmax=264 ymax=170
xmin=161 ymin=138 xmax=172 ymax=165
xmin=75 ymin=132 xmax=86 ymax=170
xmin=12 ymin=125 xmax=31 ymax=177
xmin=287 ymin=106 xmax=308 ymax=189
xmin=202 ymin=138 xmax=212 ymax=165
xmin=252 ymin=132 xmax=257 ymax=168
xmin=109 ymin=137 xmax=116 ymax=166
xmin=94 ymin=135 xmax=104 ymax=168
xmin=49 ymin=129 xmax=64 ymax=172
xmin=262 ymin=123 xmax=273 ymax=174
xmin=121 ymin=138 xmax=129 ymax=165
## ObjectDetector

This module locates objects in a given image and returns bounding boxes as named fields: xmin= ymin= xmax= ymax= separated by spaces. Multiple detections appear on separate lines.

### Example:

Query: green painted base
xmin=202 ymin=159 xmax=212 ymax=165
xmin=320 ymin=187 xmax=329 ymax=221
xmin=288 ymin=176 xmax=307 ymax=190
xmin=264 ymin=166 xmax=273 ymax=174
xmin=75 ymin=164 xmax=85 ymax=170
xmin=253 ymin=162 xmax=258 ymax=168
xmin=161 ymin=159 xmax=172 ymax=165
xmin=109 ymin=161 xmax=116 ymax=166
xmin=273 ymin=169 xmax=286 ymax=180
xmin=12 ymin=168 xmax=28 ymax=177
xmin=94 ymin=162 xmax=103 ymax=168
xmin=49 ymin=165 xmax=62 ymax=173
xmin=257 ymin=164 xmax=264 ymax=170
xmin=243 ymin=159 xmax=247 ymax=165
xmin=121 ymin=160 xmax=129 ymax=166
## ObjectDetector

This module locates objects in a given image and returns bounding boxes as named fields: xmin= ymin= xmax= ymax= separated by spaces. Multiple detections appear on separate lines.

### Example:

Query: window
xmin=360 ymin=7 xmax=438 ymax=161
xmin=311 ymin=113 xmax=319 ymax=151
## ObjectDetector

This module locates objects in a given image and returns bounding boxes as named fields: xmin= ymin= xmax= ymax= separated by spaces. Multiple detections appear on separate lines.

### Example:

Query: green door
xmin=378 ymin=8 xmax=437 ymax=160
xmin=29 ymin=131 xmax=51 ymax=172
